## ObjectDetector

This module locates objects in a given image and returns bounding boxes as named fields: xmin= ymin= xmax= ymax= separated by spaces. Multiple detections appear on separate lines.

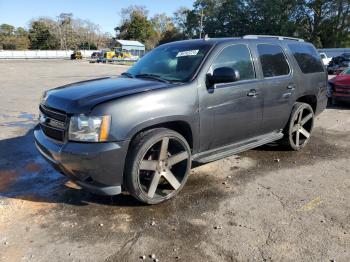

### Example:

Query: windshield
xmin=341 ymin=68 xmax=350 ymax=75
xmin=126 ymin=42 xmax=213 ymax=82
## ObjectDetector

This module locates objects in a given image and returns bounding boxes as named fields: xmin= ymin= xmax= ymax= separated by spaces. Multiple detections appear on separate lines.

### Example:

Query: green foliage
xmin=0 ymin=24 xmax=30 ymax=50
xmin=158 ymin=27 xmax=184 ymax=45
xmin=0 ymin=24 xmax=15 ymax=36
xmin=28 ymin=20 xmax=59 ymax=50
xmin=115 ymin=7 xmax=156 ymax=50
xmin=1 ymin=13 xmax=111 ymax=51
xmin=2 ymin=2 xmax=349 ymax=51
xmin=170 ymin=0 xmax=349 ymax=48
xmin=78 ymin=41 xmax=98 ymax=50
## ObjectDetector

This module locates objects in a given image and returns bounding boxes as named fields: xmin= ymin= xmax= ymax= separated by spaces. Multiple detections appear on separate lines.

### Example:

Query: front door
xmin=199 ymin=43 xmax=264 ymax=151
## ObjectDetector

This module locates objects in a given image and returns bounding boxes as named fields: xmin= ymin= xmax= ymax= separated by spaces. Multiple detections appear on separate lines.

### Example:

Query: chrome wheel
xmin=290 ymin=104 xmax=314 ymax=148
xmin=138 ymin=136 xmax=190 ymax=200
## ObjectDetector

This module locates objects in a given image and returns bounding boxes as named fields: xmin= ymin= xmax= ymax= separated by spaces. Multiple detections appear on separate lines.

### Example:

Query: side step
xmin=192 ymin=132 xmax=284 ymax=163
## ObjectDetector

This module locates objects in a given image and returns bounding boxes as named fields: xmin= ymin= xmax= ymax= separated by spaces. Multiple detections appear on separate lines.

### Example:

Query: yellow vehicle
xmin=114 ymin=51 xmax=132 ymax=59
xmin=104 ymin=51 xmax=116 ymax=60
xmin=103 ymin=49 xmax=133 ymax=60
xmin=70 ymin=51 xmax=82 ymax=60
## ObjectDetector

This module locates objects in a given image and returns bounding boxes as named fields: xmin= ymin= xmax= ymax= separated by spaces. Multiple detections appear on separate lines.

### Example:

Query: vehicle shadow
xmin=326 ymin=101 xmax=350 ymax=110
xmin=0 ymin=127 xmax=142 ymax=207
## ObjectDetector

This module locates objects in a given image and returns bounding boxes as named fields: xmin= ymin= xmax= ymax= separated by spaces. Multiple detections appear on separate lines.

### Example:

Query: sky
xmin=0 ymin=0 xmax=194 ymax=34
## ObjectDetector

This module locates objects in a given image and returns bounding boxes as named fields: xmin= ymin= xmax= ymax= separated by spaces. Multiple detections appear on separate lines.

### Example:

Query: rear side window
xmin=288 ymin=44 xmax=324 ymax=74
xmin=212 ymin=44 xmax=255 ymax=81
xmin=257 ymin=44 xmax=290 ymax=78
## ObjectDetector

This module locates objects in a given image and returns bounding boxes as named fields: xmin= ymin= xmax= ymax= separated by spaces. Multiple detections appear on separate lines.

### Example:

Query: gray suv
xmin=34 ymin=35 xmax=328 ymax=204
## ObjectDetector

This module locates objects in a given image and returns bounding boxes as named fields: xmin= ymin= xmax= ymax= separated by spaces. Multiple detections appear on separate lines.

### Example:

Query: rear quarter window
xmin=288 ymin=44 xmax=324 ymax=74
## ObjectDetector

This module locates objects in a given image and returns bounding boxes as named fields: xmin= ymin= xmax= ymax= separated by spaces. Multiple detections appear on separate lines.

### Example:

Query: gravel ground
xmin=0 ymin=60 xmax=349 ymax=262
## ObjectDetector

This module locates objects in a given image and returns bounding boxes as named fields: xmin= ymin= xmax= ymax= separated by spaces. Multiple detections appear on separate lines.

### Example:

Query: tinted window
xmin=212 ymin=44 xmax=255 ymax=81
xmin=257 ymin=44 xmax=290 ymax=77
xmin=288 ymin=44 xmax=324 ymax=74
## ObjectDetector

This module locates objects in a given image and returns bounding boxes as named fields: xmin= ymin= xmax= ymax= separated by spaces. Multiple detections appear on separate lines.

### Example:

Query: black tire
xmin=125 ymin=128 xmax=191 ymax=204
xmin=280 ymin=102 xmax=314 ymax=151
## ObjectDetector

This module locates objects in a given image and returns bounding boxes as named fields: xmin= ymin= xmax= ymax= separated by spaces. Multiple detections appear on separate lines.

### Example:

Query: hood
xmin=44 ymin=77 xmax=174 ymax=113
xmin=331 ymin=74 xmax=350 ymax=86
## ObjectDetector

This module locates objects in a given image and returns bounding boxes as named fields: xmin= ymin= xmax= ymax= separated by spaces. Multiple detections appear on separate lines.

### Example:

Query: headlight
xmin=40 ymin=91 xmax=48 ymax=104
xmin=68 ymin=115 xmax=111 ymax=142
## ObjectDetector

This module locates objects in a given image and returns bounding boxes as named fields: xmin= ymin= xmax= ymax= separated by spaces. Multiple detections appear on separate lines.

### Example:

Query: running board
xmin=192 ymin=132 xmax=284 ymax=163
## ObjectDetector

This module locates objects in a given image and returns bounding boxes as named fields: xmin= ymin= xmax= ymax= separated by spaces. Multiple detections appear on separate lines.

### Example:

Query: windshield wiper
xmin=121 ymin=72 xmax=134 ymax=78
xmin=135 ymin=74 xmax=170 ymax=83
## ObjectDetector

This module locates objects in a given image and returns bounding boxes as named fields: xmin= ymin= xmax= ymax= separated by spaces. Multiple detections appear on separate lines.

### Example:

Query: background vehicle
xmin=35 ymin=35 xmax=327 ymax=204
xmin=70 ymin=51 xmax=82 ymax=60
xmin=327 ymin=53 xmax=350 ymax=74
xmin=328 ymin=67 xmax=350 ymax=104
xmin=90 ymin=52 xmax=101 ymax=59
xmin=320 ymin=52 xmax=332 ymax=66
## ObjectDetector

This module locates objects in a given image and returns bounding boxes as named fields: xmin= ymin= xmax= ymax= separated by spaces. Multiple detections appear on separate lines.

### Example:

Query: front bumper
xmin=332 ymin=93 xmax=350 ymax=103
xmin=34 ymin=125 xmax=130 ymax=196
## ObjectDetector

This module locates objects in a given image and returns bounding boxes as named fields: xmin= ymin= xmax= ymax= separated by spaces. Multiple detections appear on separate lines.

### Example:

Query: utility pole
xmin=199 ymin=8 xmax=204 ymax=39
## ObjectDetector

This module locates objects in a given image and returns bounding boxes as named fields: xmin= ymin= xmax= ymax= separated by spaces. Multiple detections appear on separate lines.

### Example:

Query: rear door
xmin=252 ymin=43 xmax=296 ymax=134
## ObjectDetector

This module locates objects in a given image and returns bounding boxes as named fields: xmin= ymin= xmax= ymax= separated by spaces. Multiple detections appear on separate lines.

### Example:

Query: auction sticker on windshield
xmin=176 ymin=50 xmax=199 ymax=57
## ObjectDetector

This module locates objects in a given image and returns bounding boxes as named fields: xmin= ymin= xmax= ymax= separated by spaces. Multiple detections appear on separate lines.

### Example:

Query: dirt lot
xmin=0 ymin=60 xmax=349 ymax=262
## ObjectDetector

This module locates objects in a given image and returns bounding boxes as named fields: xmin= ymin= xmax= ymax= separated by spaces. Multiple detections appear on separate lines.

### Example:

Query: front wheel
xmin=125 ymin=128 xmax=191 ymax=204
xmin=280 ymin=102 xmax=314 ymax=151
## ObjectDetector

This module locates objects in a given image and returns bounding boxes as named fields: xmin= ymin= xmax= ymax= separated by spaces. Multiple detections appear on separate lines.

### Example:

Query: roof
xmin=115 ymin=40 xmax=145 ymax=47
xmin=161 ymin=35 xmax=308 ymax=47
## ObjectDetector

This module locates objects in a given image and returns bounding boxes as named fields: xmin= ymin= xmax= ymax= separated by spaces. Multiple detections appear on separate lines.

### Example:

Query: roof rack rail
xmin=243 ymin=35 xmax=305 ymax=42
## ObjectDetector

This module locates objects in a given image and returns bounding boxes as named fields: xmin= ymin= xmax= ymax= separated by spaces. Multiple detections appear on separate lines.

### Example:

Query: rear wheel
xmin=125 ymin=128 xmax=191 ymax=204
xmin=281 ymin=102 xmax=314 ymax=151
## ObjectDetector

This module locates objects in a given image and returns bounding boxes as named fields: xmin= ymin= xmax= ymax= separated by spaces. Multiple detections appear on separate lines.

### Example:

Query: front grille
xmin=335 ymin=85 xmax=350 ymax=94
xmin=39 ymin=105 xmax=67 ymax=141
xmin=40 ymin=105 xmax=67 ymax=122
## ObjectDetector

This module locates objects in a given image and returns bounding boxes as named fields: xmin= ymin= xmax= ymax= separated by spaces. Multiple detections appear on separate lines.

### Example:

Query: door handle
xmin=247 ymin=89 xmax=258 ymax=97
xmin=287 ymin=84 xmax=296 ymax=90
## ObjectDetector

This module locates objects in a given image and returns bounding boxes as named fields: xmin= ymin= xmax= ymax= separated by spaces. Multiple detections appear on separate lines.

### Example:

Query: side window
xmin=288 ymin=44 xmax=325 ymax=74
xmin=212 ymin=44 xmax=255 ymax=81
xmin=257 ymin=44 xmax=290 ymax=78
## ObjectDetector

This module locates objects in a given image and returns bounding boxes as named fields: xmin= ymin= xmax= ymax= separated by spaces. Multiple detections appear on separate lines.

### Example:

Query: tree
xmin=158 ymin=27 xmax=184 ymax=45
xmin=28 ymin=19 xmax=59 ymax=50
xmin=115 ymin=6 xmax=156 ymax=49
xmin=0 ymin=24 xmax=14 ymax=49
xmin=0 ymin=24 xmax=15 ymax=36
xmin=295 ymin=0 xmax=350 ymax=47
xmin=57 ymin=13 xmax=75 ymax=50
xmin=151 ymin=13 xmax=174 ymax=35
xmin=172 ymin=0 xmax=349 ymax=48
xmin=13 ymin=27 xmax=30 ymax=50
xmin=0 ymin=24 xmax=29 ymax=50
xmin=174 ymin=7 xmax=201 ymax=38
xmin=245 ymin=0 xmax=298 ymax=36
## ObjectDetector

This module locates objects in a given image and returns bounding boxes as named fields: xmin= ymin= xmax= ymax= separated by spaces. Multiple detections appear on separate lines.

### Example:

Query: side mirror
xmin=207 ymin=67 xmax=240 ymax=85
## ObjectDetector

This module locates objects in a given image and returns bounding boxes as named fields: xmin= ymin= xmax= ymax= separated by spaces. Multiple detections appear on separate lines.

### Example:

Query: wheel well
xmin=296 ymin=95 xmax=317 ymax=113
xmin=130 ymin=121 xmax=193 ymax=149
